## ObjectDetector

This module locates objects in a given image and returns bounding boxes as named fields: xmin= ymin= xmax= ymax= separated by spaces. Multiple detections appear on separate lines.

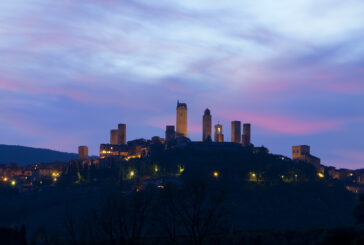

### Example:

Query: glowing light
xmin=52 ymin=172 xmax=60 ymax=177
xmin=11 ymin=180 xmax=16 ymax=186
xmin=154 ymin=166 xmax=159 ymax=172
xmin=317 ymin=172 xmax=324 ymax=178
xmin=130 ymin=170 xmax=135 ymax=177
xmin=178 ymin=165 xmax=185 ymax=174
xmin=213 ymin=171 xmax=219 ymax=177
xmin=157 ymin=185 xmax=165 ymax=189
xmin=249 ymin=172 xmax=257 ymax=182
xmin=3 ymin=177 xmax=8 ymax=182
xmin=281 ymin=175 xmax=284 ymax=179
xmin=53 ymin=178 xmax=57 ymax=182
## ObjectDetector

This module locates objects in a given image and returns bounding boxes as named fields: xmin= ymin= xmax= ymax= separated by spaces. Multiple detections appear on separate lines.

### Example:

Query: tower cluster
xmin=80 ymin=100 xmax=254 ymax=160
xmin=110 ymin=124 xmax=126 ymax=145
xmin=201 ymin=106 xmax=252 ymax=146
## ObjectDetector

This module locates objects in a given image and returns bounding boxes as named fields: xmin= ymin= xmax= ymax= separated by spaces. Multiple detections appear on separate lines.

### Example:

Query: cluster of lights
xmin=125 ymin=155 xmax=141 ymax=161
xmin=52 ymin=172 xmax=60 ymax=177
xmin=101 ymin=150 xmax=112 ymax=154
xmin=2 ymin=177 xmax=16 ymax=186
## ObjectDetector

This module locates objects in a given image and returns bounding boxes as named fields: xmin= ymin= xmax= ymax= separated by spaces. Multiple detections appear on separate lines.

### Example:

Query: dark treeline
xmin=1 ymin=146 xmax=363 ymax=244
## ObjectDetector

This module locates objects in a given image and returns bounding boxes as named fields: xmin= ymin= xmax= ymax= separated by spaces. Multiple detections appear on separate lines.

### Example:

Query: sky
xmin=0 ymin=0 xmax=363 ymax=169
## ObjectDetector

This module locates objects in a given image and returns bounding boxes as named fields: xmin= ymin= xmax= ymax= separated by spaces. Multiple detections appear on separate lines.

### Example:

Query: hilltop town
xmin=0 ymin=101 xmax=363 ymax=194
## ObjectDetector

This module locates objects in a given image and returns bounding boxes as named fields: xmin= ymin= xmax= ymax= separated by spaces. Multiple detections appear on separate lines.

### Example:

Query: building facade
xmin=176 ymin=101 xmax=187 ymax=137
xmin=231 ymin=121 xmax=241 ymax=143
xmin=292 ymin=145 xmax=321 ymax=169
xmin=203 ymin=109 xmax=212 ymax=141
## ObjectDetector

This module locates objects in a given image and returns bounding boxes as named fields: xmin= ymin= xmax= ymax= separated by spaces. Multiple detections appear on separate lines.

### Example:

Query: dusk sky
xmin=0 ymin=1 xmax=363 ymax=169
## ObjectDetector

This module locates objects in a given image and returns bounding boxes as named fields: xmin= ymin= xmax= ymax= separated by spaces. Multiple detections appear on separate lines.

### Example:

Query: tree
xmin=353 ymin=194 xmax=364 ymax=224
xmin=155 ymin=177 xmax=229 ymax=245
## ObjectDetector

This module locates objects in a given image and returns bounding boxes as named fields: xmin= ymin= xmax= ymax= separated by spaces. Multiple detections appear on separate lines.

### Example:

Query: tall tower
xmin=231 ymin=121 xmax=241 ymax=143
xmin=203 ymin=109 xmax=212 ymax=141
xmin=78 ymin=146 xmax=88 ymax=160
xmin=176 ymin=101 xmax=187 ymax=137
xmin=118 ymin=123 xmax=126 ymax=145
xmin=214 ymin=124 xmax=224 ymax=142
xmin=110 ymin=129 xmax=119 ymax=145
xmin=242 ymin=123 xmax=251 ymax=147
xmin=165 ymin=125 xmax=176 ymax=142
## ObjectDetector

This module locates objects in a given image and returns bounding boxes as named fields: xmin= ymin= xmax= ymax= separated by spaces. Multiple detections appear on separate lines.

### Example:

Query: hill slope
xmin=0 ymin=144 xmax=78 ymax=165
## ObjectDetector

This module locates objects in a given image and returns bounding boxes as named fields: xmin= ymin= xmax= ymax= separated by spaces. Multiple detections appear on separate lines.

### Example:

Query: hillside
xmin=0 ymin=144 xmax=78 ymax=165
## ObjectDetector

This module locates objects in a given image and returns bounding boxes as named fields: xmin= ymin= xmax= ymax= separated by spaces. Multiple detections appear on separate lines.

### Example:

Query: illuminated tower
xmin=110 ymin=129 xmax=119 ymax=145
xmin=78 ymin=146 xmax=88 ymax=160
xmin=176 ymin=100 xmax=187 ymax=137
xmin=165 ymin=125 xmax=175 ymax=142
xmin=202 ymin=109 xmax=212 ymax=141
xmin=214 ymin=124 xmax=224 ymax=142
xmin=242 ymin=123 xmax=251 ymax=147
xmin=231 ymin=121 xmax=241 ymax=143
xmin=118 ymin=123 xmax=126 ymax=145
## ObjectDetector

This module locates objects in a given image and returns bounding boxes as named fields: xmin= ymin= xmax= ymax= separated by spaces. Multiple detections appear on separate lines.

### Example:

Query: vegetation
xmin=0 ymin=146 xmax=361 ymax=244
xmin=0 ymin=144 xmax=78 ymax=166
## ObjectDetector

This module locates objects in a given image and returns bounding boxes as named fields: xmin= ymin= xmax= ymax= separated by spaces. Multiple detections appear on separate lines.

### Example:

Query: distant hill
xmin=0 ymin=144 xmax=78 ymax=166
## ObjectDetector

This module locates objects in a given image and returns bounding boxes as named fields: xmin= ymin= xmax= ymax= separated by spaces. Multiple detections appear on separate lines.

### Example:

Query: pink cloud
xmin=216 ymin=109 xmax=343 ymax=135
xmin=327 ymin=150 xmax=364 ymax=169
xmin=335 ymin=150 xmax=364 ymax=162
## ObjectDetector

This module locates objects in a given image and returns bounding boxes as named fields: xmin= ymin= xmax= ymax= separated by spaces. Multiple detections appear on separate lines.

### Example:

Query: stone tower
xmin=78 ymin=146 xmax=88 ymax=160
xmin=242 ymin=123 xmax=251 ymax=147
xmin=214 ymin=124 xmax=224 ymax=142
xmin=165 ymin=125 xmax=176 ymax=142
xmin=176 ymin=100 xmax=187 ymax=137
xmin=203 ymin=108 xmax=212 ymax=141
xmin=118 ymin=123 xmax=126 ymax=145
xmin=231 ymin=121 xmax=241 ymax=143
xmin=110 ymin=129 xmax=119 ymax=145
